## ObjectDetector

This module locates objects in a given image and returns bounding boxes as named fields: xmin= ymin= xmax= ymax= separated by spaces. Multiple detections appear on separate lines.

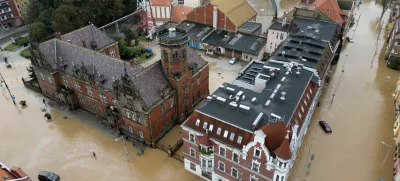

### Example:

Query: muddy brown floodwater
xmin=289 ymin=2 xmax=400 ymax=181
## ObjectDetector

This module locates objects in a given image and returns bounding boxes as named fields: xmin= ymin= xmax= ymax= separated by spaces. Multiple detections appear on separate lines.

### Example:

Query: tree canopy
xmin=26 ymin=0 xmax=137 ymax=42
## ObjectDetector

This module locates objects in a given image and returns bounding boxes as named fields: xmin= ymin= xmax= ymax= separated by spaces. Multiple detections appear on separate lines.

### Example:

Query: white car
xmin=229 ymin=58 xmax=237 ymax=65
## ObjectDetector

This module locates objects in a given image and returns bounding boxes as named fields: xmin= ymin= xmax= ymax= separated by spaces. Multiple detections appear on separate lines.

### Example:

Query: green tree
xmin=29 ymin=22 xmax=48 ymax=43
xmin=108 ymin=0 xmax=125 ymax=21
xmin=52 ymin=5 xmax=81 ymax=33
xmin=26 ymin=65 xmax=37 ymax=80
xmin=123 ymin=0 xmax=137 ymax=15
xmin=121 ymin=25 xmax=136 ymax=45
xmin=38 ymin=9 xmax=54 ymax=32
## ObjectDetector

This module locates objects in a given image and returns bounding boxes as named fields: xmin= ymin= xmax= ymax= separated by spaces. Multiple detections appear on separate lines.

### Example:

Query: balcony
xmin=198 ymin=145 xmax=214 ymax=156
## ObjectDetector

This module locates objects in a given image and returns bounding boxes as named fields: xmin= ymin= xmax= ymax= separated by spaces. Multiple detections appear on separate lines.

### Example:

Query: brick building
xmin=181 ymin=60 xmax=321 ymax=181
xmin=29 ymin=27 xmax=209 ymax=145
xmin=185 ymin=0 xmax=257 ymax=32
xmin=0 ymin=161 xmax=30 ymax=180
xmin=0 ymin=0 xmax=21 ymax=29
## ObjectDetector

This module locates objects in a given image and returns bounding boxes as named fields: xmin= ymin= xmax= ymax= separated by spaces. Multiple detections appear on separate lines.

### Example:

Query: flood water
xmin=289 ymin=2 xmax=400 ymax=181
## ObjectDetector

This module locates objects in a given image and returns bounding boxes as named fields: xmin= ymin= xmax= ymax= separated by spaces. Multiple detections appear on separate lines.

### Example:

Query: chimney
xmin=82 ymin=40 xmax=87 ymax=48
xmin=55 ymin=32 xmax=61 ymax=39
xmin=213 ymin=5 xmax=218 ymax=29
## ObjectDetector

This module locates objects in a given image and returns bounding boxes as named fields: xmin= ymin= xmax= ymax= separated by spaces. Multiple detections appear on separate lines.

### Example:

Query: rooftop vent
xmin=239 ymin=104 xmax=250 ymax=113
xmin=280 ymin=91 xmax=286 ymax=100
xmin=216 ymin=96 xmax=227 ymax=104
xmin=229 ymin=101 xmax=238 ymax=109
xmin=281 ymin=77 xmax=286 ymax=82
xmin=271 ymin=113 xmax=281 ymax=119
xmin=251 ymin=97 xmax=257 ymax=103
xmin=237 ymin=91 xmax=243 ymax=97
xmin=226 ymin=87 xmax=235 ymax=93
xmin=265 ymin=100 xmax=271 ymax=107
xmin=253 ymin=113 xmax=263 ymax=129
xmin=219 ymin=84 xmax=225 ymax=89
xmin=301 ymin=58 xmax=307 ymax=62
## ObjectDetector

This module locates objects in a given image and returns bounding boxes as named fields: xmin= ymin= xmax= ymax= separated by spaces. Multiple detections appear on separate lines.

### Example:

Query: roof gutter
xmin=6 ymin=176 xmax=29 ymax=181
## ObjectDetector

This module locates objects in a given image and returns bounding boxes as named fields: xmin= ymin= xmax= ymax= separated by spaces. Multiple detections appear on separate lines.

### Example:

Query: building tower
xmin=158 ymin=28 xmax=191 ymax=121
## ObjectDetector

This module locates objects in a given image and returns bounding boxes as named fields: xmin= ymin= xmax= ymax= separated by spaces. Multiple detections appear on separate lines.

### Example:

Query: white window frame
xmin=231 ymin=167 xmax=238 ymax=178
xmin=170 ymin=97 xmax=174 ymax=108
xmin=100 ymin=93 xmax=107 ymax=103
xmin=109 ymin=49 xmax=116 ymax=57
xmin=223 ymin=130 xmax=229 ymax=138
xmin=303 ymin=100 xmax=308 ymax=106
xmin=309 ymin=88 xmax=313 ymax=94
xmin=250 ymin=176 xmax=258 ymax=181
xmin=178 ymin=0 xmax=184 ymax=5
xmin=126 ymin=110 xmax=131 ymax=119
xmin=301 ymin=105 xmax=305 ymax=113
xmin=40 ymin=73 xmax=44 ymax=80
xmin=203 ymin=122 xmax=208 ymax=129
xmin=219 ymin=147 xmax=226 ymax=156
xmin=298 ymin=112 xmax=302 ymax=119
xmin=63 ymin=78 xmax=69 ymax=88
xmin=232 ymin=152 xmax=240 ymax=163
xmin=218 ymin=161 xmax=225 ymax=172
xmin=138 ymin=130 xmax=144 ymax=138
xmin=237 ymin=136 xmax=243 ymax=144
xmin=209 ymin=124 xmax=214 ymax=132
xmin=229 ymin=132 xmax=235 ymax=141
xmin=128 ymin=126 xmax=133 ymax=133
xmin=195 ymin=119 xmax=200 ymax=126
xmin=190 ymin=162 xmax=196 ymax=171
xmin=306 ymin=93 xmax=310 ymax=100
xmin=87 ymin=86 xmax=93 ymax=97
xmin=48 ymin=77 xmax=52 ymax=84
xmin=197 ymin=77 xmax=200 ymax=85
xmin=189 ymin=133 xmax=195 ymax=142
xmin=161 ymin=103 xmax=165 ymax=115
xmin=74 ymin=81 xmax=80 ymax=91
xmin=189 ymin=147 xmax=196 ymax=157
xmin=254 ymin=148 xmax=261 ymax=158
xmin=252 ymin=161 xmax=260 ymax=172
xmin=217 ymin=127 xmax=222 ymax=135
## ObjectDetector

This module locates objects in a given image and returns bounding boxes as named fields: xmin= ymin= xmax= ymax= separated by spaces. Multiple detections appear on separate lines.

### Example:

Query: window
xmin=208 ymin=160 xmax=212 ymax=167
xmin=306 ymin=93 xmax=310 ymax=100
xmin=178 ymin=0 xmax=184 ymax=5
xmin=276 ymin=175 xmax=280 ymax=181
xmin=203 ymin=122 xmax=208 ymax=129
xmin=231 ymin=167 xmax=238 ymax=178
xmin=233 ymin=152 xmax=239 ymax=163
xmin=87 ymin=86 xmax=93 ymax=97
xmin=280 ymin=34 xmax=284 ymax=40
xmin=229 ymin=132 xmax=235 ymax=141
xmin=281 ymin=176 xmax=285 ymax=181
xmin=63 ymin=78 xmax=69 ymax=88
xmin=298 ymin=112 xmax=302 ymax=119
xmin=202 ymin=158 xmax=206 ymax=167
xmin=182 ymin=48 xmax=187 ymax=59
xmin=190 ymin=147 xmax=196 ymax=157
xmin=163 ymin=50 xmax=168 ymax=61
xmin=109 ymin=49 xmax=116 ymax=57
xmin=309 ymin=88 xmax=313 ymax=94
xmin=161 ymin=103 xmax=165 ymax=115
xmin=74 ymin=81 xmax=81 ymax=91
xmin=294 ymin=118 xmax=299 ymax=125
xmin=250 ymin=176 xmax=258 ymax=181
xmin=91 ymin=100 xmax=97 ymax=111
xmin=165 ymin=68 xmax=169 ymax=74
xmin=301 ymin=106 xmax=305 ymax=113
xmin=196 ymin=119 xmax=200 ymax=126
xmin=304 ymin=100 xmax=308 ymax=106
xmin=48 ymin=77 xmax=52 ymax=84
xmin=252 ymin=162 xmax=260 ymax=172
xmin=254 ymin=148 xmax=261 ymax=158
xmin=217 ymin=127 xmax=222 ymax=135
xmin=276 ymin=33 xmax=279 ymax=39
xmin=169 ymin=97 xmax=174 ymax=108
xmin=189 ymin=133 xmax=195 ymax=142
xmin=197 ymin=77 xmax=200 ymax=85
xmin=126 ymin=110 xmax=131 ymax=119
xmin=218 ymin=161 xmax=225 ymax=172
xmin=219 ymin=147 xmax=226 ymax=156
xmin=128 ymin=126 xmax=133 ymax=133
xmin=223 ymin=130 xmax=229 ymax=138
xmin=237 ymin=136 xmax=243 ymax=144
xmin=100 ymin=93 xmax=107 ymax=103
xmin=138 ymin=130 xmax=144 ymax=138
xmin=190 ymin=162 xmax=196 ymax=171
xmin=40 ymin=73 xmax=44 ymax=80
xmin=209 ymin=124 xmax=214 ymax=132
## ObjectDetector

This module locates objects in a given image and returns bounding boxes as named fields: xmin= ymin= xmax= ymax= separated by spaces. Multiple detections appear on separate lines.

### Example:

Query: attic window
xmin=229 ymin=132 xmax=235 ymax=141
xmin=203 ymin=122 xmax=208 ymax=129
xmin=223 ymin=130 xmax=229 ymax=138
xmin=196 ymin=119 xmax=200 ymax=126
xmin=209 ymin=124 xmax=214 ymax=132
xmin=217 ymin=127 xmax=222 ymax=135
xmin=237 ymin=136 xmax=243 ymax=144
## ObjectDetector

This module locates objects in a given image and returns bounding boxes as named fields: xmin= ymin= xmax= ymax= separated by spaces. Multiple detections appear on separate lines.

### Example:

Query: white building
xmin=266 ymin=20 xmax=291 ymax=54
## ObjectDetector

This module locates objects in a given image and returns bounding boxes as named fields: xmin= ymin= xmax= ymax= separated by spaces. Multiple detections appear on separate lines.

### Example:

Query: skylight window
xmin=237 ymin=136 xmax=243 ymax=144
xmin=203 ymin=122 xmax=208 ymax=129
xmin=196 ymin=119 xmax=200 ymax=126
xmin=209 ymin=124 xmax=214 ymax=132
xmin=223 ymin=130 xmax=229 ymax=138
xmin=230 ymin=133 xmax=235 ymax=141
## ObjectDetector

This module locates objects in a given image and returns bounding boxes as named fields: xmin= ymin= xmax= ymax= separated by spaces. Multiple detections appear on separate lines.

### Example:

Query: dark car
xmin=319 ymin=121 xmax=332 ymax=133
xmin=38 ymin=171 xmax=60 ymax=181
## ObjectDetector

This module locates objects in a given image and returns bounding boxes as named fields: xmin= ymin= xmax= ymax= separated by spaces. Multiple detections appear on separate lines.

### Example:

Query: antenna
xmin=280 ymin=91 xmax=286 ymax=100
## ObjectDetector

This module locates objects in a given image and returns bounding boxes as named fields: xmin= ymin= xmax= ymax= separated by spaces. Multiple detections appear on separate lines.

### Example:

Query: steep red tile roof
xmin=171 ymin=5 xmax=194 ymax=22
xmin=151 ymin=0 xmax=171 ymax=6
xmin=259 ymin=122 xmax=287 ymax=152
xmin=274 ymin=131 xmax=292 ymax=160
xmin=309 ymin=0 xmax=344 ymax=26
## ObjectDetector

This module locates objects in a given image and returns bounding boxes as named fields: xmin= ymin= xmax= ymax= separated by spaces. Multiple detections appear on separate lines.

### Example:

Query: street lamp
xmin=115 ymin=136 xmax=129 ymax=162
xmin=380 ymin=141 xmax=393 ymax=169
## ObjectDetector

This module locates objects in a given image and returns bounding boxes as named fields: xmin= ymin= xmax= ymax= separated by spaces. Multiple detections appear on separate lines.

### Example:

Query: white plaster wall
xmin=266 ymin=29 xmax=288 ymax=54
xmin=184 ymin=159 xmax=202 ymax=176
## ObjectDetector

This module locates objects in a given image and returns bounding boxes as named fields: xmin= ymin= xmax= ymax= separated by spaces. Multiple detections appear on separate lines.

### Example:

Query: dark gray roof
xmin=176 ymin=20 xmax=214 ymax=41
xmin=38 ymin=39 xmax=142 ymax=90
xmin=187 ymin=48 xmax=208 ymax=73
xmin=269 ymin=21 xmax=291 ymax=32
xmin=291 ymin=17 xmax=338 ymax=41
xmin=60 ymin=24 xmax=116 ymax=50
xmin=197 ymin=61 xmax=313 ymax=132
xmin=132 ymin=61 xmax=171 ymax=109
xmin=202 ymin=29 xmax=235 ymax=47
xmin=224 ymin=33 xmax=267 ymax=56
xmin=157 ymin=21 xmax=179 ymax=33
xmin=238 ymin=21 xmax=262 ymax=34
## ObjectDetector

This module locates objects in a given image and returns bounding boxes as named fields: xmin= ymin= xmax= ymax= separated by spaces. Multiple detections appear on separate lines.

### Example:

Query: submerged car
xmin=38 ymin=171 xmax=60 ymax=181
xmin=229 ymin=58 xmax=237 ymax=65
xmin=319 ymin=121 xmax=332 ymax=133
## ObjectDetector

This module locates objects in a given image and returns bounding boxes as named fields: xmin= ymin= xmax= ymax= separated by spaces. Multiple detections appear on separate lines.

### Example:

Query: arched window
xmin=182 ymin=48 xmax=187 ymax=59
xmin=275 ymin=175 xmax=280 ymax=181
xmin=163 ymin=50 xmax=168 ymax=62
xmin=173 ymin=50 xmax=178 ymax=61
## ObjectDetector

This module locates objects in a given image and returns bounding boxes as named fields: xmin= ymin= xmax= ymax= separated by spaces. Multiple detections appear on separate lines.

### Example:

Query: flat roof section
xmin=176 ymin=20 xmax=214 ymax=41
xmin=202 ymin=29 xmax=235 ymax=47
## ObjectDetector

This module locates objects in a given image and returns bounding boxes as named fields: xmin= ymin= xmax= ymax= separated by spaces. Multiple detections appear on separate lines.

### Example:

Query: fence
xmin=156 ymin=138 xmax=185 ymax=162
